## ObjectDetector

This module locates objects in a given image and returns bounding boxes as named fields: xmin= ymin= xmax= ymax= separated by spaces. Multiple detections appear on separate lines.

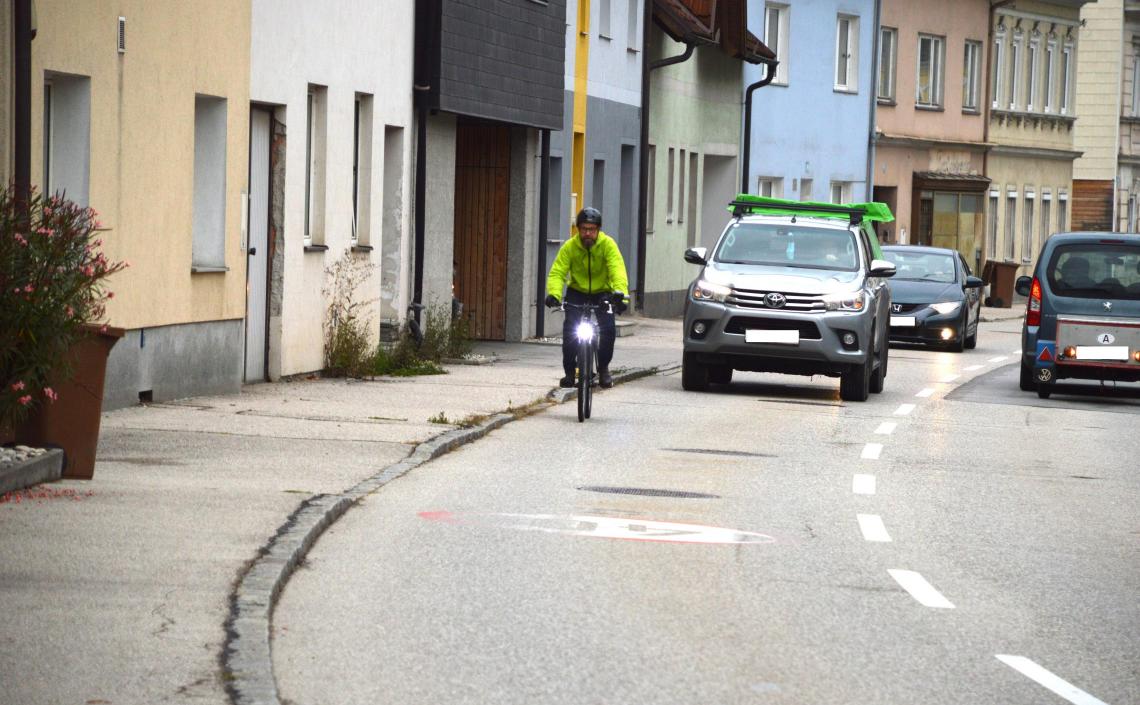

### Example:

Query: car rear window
xmin=1046 ymin=243 xmax=1140 ymax=300
xmin=714 ymin=222 xmax=858 ymax=271
xmin=883 ymin=250 xmax=957 ymax=283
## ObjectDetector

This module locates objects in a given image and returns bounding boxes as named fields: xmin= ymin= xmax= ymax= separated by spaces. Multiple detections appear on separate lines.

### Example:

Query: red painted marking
xmin=417 ymin=510 xmax=459 ymax=524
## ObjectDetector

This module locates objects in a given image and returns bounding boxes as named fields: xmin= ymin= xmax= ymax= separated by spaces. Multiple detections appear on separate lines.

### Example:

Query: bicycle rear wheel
xmin=577 ymin=339 xmax=591 ymax=422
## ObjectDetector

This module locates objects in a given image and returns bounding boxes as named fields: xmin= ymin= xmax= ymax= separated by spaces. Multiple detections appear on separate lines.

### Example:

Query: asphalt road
xmin=272 ymin=319 xmax=1140 ymax=705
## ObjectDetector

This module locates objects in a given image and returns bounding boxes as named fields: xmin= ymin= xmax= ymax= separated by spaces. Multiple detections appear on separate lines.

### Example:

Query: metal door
xmin=244 ymin=108 xmax=271 ymax=381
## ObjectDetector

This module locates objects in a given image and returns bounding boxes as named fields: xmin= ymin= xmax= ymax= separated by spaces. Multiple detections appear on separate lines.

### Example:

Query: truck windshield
xmin=1047 ymin=244 xmax=1140 ymax=300
xmin=714 ymin=222 xmax=858 ymax=271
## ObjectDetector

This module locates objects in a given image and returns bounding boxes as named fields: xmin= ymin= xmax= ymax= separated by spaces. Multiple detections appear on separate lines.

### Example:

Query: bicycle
xmin=559 ymin=298 xmax=614 ymax=422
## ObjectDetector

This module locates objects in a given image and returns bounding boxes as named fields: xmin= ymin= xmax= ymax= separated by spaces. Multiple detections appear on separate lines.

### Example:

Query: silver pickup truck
xmin=681 ymin=198 xmax=897 ymax=402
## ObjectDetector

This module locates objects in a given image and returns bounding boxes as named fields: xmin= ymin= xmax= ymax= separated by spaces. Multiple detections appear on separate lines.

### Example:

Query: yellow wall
xmin=30 ymin=0 xmax=251 ymax=330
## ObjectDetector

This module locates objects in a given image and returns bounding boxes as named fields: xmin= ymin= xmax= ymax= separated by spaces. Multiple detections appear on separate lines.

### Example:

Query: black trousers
xmin=562 ymin=289 xmax=616 ymax=378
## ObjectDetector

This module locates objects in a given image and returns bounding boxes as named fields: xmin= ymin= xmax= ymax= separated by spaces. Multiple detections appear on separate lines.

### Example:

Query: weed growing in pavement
xmin=428 ymin=411 xmax=452 ymax=425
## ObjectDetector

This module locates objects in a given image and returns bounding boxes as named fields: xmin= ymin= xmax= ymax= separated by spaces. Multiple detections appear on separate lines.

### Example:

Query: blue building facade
xmin=744 ymin=0 xmax=877 ymax=204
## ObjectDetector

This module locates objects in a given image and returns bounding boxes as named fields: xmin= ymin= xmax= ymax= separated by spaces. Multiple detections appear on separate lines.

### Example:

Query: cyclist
xmin=544 ymin=206 xmax=630 ymax=389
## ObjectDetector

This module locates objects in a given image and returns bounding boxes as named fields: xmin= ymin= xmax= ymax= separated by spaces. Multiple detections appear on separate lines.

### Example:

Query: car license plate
xmin=1074 ymin=345 xmax=1129 ymax=361
xmin=890 ymin=316 xmax=916 ymax=327
xmin=745 ymin=329 xmax=799 ymax=344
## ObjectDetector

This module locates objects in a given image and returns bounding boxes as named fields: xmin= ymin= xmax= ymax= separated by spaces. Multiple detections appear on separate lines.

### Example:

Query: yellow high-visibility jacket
xmin=546 ymin=232 xmax=630 ymax=300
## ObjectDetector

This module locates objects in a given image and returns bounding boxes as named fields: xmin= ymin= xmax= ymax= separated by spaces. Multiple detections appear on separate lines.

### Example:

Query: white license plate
xmin=890 ymin=316 xmax=916 ymax=327
xmin=1074 ymin=345 xmax=1129 ymax=361
xmin=745 ymin=329 xmax=799 ymax=344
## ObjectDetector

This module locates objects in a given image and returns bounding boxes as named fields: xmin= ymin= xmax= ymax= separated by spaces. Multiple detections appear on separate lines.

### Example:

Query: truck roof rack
xmin=728 ymin=194 xmax=894 ymax=225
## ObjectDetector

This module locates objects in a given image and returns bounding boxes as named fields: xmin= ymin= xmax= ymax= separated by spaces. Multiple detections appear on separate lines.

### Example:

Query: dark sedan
xmin=881 ymin=245 xmax=986 ymax=352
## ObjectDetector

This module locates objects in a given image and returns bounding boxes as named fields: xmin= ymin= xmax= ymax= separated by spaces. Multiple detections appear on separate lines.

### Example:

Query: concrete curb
xmin=221 ymin=363 xmax=663 ymax=705
xmin=0 ymin=449 xmax=64 ymax=496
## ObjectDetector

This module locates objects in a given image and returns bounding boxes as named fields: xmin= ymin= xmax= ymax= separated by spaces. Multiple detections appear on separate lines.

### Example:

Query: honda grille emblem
xmin=1104 ymin=301 xmax=1113 ymax=312
xmin=765 ymin=292 xmax=787 ymax=309
xmin=891 ymin=303 xmax=902 ymax=313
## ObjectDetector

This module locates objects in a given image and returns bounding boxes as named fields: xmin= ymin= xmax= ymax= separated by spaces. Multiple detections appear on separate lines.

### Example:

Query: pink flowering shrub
xmin=1 ymin=186 xmax=126 ymax=429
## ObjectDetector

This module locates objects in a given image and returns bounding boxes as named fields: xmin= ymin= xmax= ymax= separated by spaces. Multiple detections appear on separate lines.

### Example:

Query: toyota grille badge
xmin=765 ymin=292 xmax=787 ymax=309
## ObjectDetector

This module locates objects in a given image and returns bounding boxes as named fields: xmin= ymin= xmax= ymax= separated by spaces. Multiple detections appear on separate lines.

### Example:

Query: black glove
xmin=544 ymin=294 xmax=561 ymax=309
xmin=611 ymin=291 xmax=628 ymax=315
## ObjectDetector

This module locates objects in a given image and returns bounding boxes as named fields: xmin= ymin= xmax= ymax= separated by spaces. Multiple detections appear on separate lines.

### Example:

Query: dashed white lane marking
xmin=965 ymin=364 xmax=984 ymax=371
xmin=894 ymin=403 xmax=916 ymax=416
xmin=858 ymin=514 xmax=891 ymax=542
xmin=995 ymin=655 xmax=1111 ymax=705
xmin=861 ymin=443 xmax=883 ymax=460
xmin=888 ymin=569 xmax=955 ymax=608
xmin=1011 ymin=348 xmax=1022 ymax=354
xmin=915 ymin=388 xmax=935 ymax=398
xmin=940 ymin=374 xmax=960 ymax=383
xmin=989 ymin=356 xmax=1008 ymax=363
xmin=852 ymin=474 xmax=876 ymax=495
xmin=874 ymin=421 xmax=897 ymax=435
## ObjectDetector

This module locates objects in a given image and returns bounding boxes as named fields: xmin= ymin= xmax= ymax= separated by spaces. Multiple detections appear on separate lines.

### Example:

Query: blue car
xmin=1014 ymin=232 xmax=1140 ymax=398
xmin=881 ymin=245 xmax=985 ymax=352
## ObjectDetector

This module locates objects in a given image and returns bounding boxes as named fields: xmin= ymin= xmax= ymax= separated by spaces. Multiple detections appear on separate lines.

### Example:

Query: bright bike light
xmin=576 ymin=321 xmax=595 ymax=342
xmin=822 ymin=290 xmax=865 ymax=312
xmin=930 ymin=301 xmax=961 ymax=315
xmin=692 ymin=280 xmax=731 ymax=302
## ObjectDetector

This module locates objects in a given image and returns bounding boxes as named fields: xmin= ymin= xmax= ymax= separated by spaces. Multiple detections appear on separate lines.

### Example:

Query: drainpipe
xmin=413 ymin=104 xmax=427 ymax=327
xmin=412 ymin=0 xmax=439 ymax=329
xmin=535 ymin=129 xmax=550 ymax=337
xmin=13 ymin=0 xmax=34 ymax=205
xmin=636 ymin=28 xmax=696 ymax=312
xmin=864 ymin=0 xmax=882 ymax=203
xmin=740 ymin=60 xmax=778 ymax=194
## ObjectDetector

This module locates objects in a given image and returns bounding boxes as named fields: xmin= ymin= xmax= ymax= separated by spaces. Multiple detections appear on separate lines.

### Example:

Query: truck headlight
xmin=929 ymin=301 xmax=961 ymax=315
xmin=822 ymin=290 xmax=865 ymax=312
xmin=692 ymin=280 xmax=731 ymax=303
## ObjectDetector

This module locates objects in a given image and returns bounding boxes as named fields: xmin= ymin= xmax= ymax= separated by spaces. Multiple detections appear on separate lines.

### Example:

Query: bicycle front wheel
xmin=577 ymin=339 xmax=591 ymax=422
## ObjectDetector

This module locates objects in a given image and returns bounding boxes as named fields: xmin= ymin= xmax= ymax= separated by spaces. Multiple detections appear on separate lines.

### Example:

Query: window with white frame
xmin=353 ymin=93 xmax=374 ymax=246
xmin=599 ymin=0 xmax=611 ymax=38
xmin=1132 ymin=44 xmax=1140 ymax=116
xmin=627 ymin=0 xmax=641 ymax=51
xmin=988 ymin=189 xmax=999 ymax=259
xmin=963 ymin=40 xmax=982 ymax=112
xmin=835 ymin=15 xmax=859 ymax=92
xmin=1060 ymin=41 xmax=1073 ymax=115
xmin=1026 ymin=35 xmax=1040 ymax=111
xmin=765 ymin=4 xmax=790 ymax=85
xmin=1058 ymin=191 xmax=1068 ymax=230
xmin=42 ymin=73 xmax=92 ymax=207
xmin=1022 ymin=188 xmax=1035 ymax=262
xmin=1005 ymin=188 xmax=1017 ymax=260
xmin=192 ymin=95 xmax=228 ymax=269
xmin=646 ymin=144 xmax=655 ymax=231
xmin=992 ymin=28 xmax=1005 ymax=109
xmin=305 ymin=85 xmax=328 ymax=245
xmin=757 ymin=177 xmax=783 ymax=198
xmin=878 ymin=26 xmax=897 ymax=102
xmin=916 ymin=34 xmax=945 ymax=108
xmin=677 ymin=149 xmax=685 ymax=223
xmin=666 ymin=147 xmax=675 ymax=221
xmin=800 ymin=178 xmax=813 ymax=201
xmin=1007 ymin=31 xmax=1022 ymax=110
xmin=1129 ymin=193 xmax=1137 ymax=232
xmin=1041 ymin=190 xmax=1052 ymax=240
xmin=830 ymin=181 xmax=850 ymax=204
xmin=1044 ymin=38 xmax=1056 ymax=112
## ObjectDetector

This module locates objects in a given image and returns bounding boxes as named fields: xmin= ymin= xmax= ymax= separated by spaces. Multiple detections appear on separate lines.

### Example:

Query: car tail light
xmin=1026 ymin=277 xmax=1042 ymax=326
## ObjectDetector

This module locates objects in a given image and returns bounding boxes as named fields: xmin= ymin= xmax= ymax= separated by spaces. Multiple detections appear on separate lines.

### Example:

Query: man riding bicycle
xmin=545 ymin=207 xmax=630 ymax=389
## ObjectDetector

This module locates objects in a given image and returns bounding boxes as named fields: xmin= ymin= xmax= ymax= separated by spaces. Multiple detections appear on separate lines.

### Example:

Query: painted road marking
xmin=419 ymin=511 xmax=776 ymax=545
xmin=940 ymin=374 xmax=960 ymax=383
xmin=858 ymin=514 xmax=891 ymax=542
xmin=852 ymin=474 xmax=876 ymax=495
xmin=989 ymin=356 xmax=1008 ymax=363
xmin=916 ymin=388 xmax=935 ymax=398
xmin=1011 ymin=348 xmax=1022 ymax=354
xmin=861 ymin=443 xmax=883 ymax=460
xmin=888 ymin=569 xmax=955 ymax=608
xmin=995 ymin=656 xmax=1110 ymax=705
xmin=874 ymin=421 xmax=897 ymax=435
xmin=894 ymin=404 xmax=916 ymax=416
xmin=965 ymin=364 xmax=984 ymax=371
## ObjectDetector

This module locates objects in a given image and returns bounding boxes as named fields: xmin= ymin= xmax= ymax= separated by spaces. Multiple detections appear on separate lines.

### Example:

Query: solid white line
xmin=852 ymin=474 xmax=876 ymax=495
xmin=858 ymin=514 xmax=891 ymax=542
xmin=965 ymin=364 xmax=984 ymax=371
xmin=989 ymin=356 xmax=1008 ymax=363
xmin=861 ymin=443 xmax=883 ymax=460
xmin=915 ymin=388 xmax=935 ymax=398
xmin=874 ymin=421 xmax=897 ymax=435
xmin=940 ymin=374 xmax=960 ymax=383
xmin=894 ymin=403 xmax=916 ymax=416
xmin=995 ymin=655 xmax=1110 ymax=705
xmin=888 ymin=569 xmax=955 ymax=608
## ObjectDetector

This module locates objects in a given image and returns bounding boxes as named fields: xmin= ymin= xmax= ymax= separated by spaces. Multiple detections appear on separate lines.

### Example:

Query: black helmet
xmin=575 ymin=207 xmax=602 ymax=228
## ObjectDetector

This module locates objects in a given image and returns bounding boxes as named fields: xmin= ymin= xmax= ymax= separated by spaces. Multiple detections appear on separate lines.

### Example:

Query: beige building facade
xmin=29 ymin=1 xmax=252 ymax=407
xmin=1073 ymin=0 xmax=1124 ymax=231
xmin=1121 ymin=2 xmax=1140 ymax=231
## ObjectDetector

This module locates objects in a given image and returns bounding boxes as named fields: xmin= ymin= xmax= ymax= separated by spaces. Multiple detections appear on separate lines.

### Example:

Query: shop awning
xmin=913 ymin=171 xmax=992 ymax=193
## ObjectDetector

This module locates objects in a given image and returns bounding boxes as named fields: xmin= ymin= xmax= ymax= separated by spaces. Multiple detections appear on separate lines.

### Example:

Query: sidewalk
xmin=0 ymin=315 xmax=683 ymax=705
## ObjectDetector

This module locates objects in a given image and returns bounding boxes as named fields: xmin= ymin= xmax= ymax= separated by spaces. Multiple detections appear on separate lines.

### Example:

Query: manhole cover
xmin=577 ymin=486 xmax=719 ymax=499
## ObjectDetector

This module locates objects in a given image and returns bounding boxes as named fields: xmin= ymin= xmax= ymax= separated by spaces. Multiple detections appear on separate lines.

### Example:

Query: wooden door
xmin=453 ymin=122 xmax=510 ymax=340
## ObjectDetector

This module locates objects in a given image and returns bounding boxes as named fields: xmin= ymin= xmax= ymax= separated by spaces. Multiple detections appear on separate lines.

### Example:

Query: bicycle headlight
xmin=692 ymin=280 xmax=731 ymax=303
xmin=929 ymin=301 xmax=961 ymax=315
xmin=822 ymin=290 xmax=865 ymax=312
xmin=575 ymin=321 xmax=595 ymax=342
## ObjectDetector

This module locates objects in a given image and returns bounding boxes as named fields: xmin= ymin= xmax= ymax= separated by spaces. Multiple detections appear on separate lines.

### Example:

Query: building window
xmin=963 ymin=40 xmax=982 ymax=112
xmin=1005 ymin=189 xmax=1017 ymax=260
xmin=878 ymin=27 xmax=897 ymax=102
xmin=627 ymin=0 xmax=640 ymax=51
xmin=830 ymin=181 xmax=849 ymax=204
xmin=599 ymin=0 xmax=611 ymax=38
xmin=666 ymin=147 xmax=675 ymax=221
xmin=992 ymin=29 xmax=1005 ymax=109
xmin=1022 ymin=189 xmax=1035 ymax=262
xmin=1060 ymin=42 xmax=1073 ymax=115
xmin=800 ymin=178 xmax=813 ymax=201
xmin=988 ymin=190 xmax=999 ymax=260
xmin=353 ymin=94 xmax=374 ymax=246
xmin=1132 ymin=45 xmax=1140 ymax=116
xmin=646 ymin=145 xmax=656 ymax=232
xmin=757 ymin=177 xmax=782 ymax=198
xmin=42 ymin=73 xmax=92 ymax=207
xmin=916 ymin=34 xmax=945 ymax=108
xmin=1044 ymin=39 xmax=1057 ymax=113
xmin=835 ymin=15 xmax=859 ymax=92
xmin=1026 ymin=36 xmax=1040 ymax=112
xmin=1058 ymin=191 xmax=1068 ymax=231
xmin=676 ymin=151 xmax=684 ymax=223
xmin=765 ymin=4 xmax=790 ymax=85
xmin=305 ymin=85 xmax=328 ymax=245
xmin=1007 ymin=31 xmax=1022 ymax=110
xmin=1128 ymin=193 xmax=1137 ymax=233
xmin=192 ymin=95 xmax=228 ymax=269
xmin=1042 ymin=190 xmax=1052 ymax=241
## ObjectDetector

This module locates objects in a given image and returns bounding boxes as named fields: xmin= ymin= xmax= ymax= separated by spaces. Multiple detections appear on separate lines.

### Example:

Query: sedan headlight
xmin=822 ymin=290 xmax=865 ymax=312
xmin=692 ymin=280 xmax=731 ymax=303
xmin=929 ymin=301 xmax=961 ymax=315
